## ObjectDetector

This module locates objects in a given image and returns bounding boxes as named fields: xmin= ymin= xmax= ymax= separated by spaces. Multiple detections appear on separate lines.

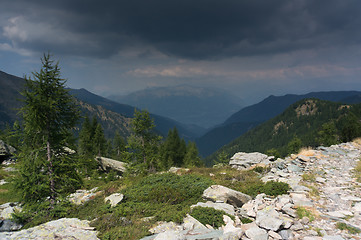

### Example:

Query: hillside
xmin=0 ymin=71 xmax=25 ymax=128
xmin=206 ymin=98 xmax=361 ymax=165
xmin=108 ymin=85 xmax=243 ymax=128
xmin=197 ymin=91 xmax=361 ymax=157
xmin=0 ymin=71 xmax=201 ymax=140
xmin=70 ymin=88 xmax=203 ymax=139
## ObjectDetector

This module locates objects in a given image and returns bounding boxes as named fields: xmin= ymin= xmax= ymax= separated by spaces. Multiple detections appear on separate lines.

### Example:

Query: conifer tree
xmin=160 ymin=127 xmax=186 ymax=169
xmin=183 ymin=141 xmax=202 ymax=167
xmin=127 ymin=109 xmax=161 ymax=171
xmin=113 ymin=130 xmax=125 ymax=159
xmin=93 ymin=123 xmax=106 ymax=156
xmin=78 ymin=116 xmax=92 ymax=156
xmin=16 ymin=53 xmax=81 ymax=209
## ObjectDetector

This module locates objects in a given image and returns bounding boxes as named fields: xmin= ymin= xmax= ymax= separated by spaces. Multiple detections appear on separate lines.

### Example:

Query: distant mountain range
xmin=0 ymin=70 xmax=202 ymax=140
xmin=108 ymin=85 xmax=243 ymax=128
xmin=205 ymin=98 xmax=361 ymax=165
xmin=196 ymin=91 xmax=361 ymax=157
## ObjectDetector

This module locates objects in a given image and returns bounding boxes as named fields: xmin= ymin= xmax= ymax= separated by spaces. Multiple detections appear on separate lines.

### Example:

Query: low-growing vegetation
xmin=190 ymin=206 xmax=234 ymax=228
xmin=296 ymin=206 xmax=315 ymax=222
xmin=336 ymin=222 xmax=361 ymax=234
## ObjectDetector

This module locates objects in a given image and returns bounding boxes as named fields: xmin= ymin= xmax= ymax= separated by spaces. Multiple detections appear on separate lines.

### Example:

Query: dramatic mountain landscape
xmin=108 ymin=85 xmax=243 ymax=129
xmin=197 ymin=91 xmax=361 ymax=157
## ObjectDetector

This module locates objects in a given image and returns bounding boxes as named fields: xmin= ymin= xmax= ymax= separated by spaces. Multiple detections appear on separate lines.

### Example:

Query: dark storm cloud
xmin=2 ymin=0 xmax=361 ymax=59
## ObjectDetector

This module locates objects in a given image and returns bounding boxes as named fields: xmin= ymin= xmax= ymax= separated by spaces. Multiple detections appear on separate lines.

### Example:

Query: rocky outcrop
xmin=104 ymin=193 xmax=124 ymax=207
xmin=0 ymin=140 xmax=16 ymax=162
xmin=229 ymin=152 xmax=274 ymax=170
xmin=0 ymin=203 xmax=22 ymax=232
xmin=68 ymin=187 xmax=103 ymax=205
xmin=0 ymin=218 xmax=99 ymax=239
xmin=202 ymin=185 xmax=252 ymax=207
xmin=96 ymin=156 xmax=127 ymax=174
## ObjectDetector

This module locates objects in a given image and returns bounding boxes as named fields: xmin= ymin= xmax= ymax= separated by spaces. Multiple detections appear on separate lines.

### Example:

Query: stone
xmin=96 ymin=156 xmax=127 ymax=173
xmin=104 ymin=193 xmax=124 ymax=207
xmin=297 ymin=155 xmax=310 ymax=162
xmin=245 ymin=226 xmax=268 ymax=240
xmin=202 ymin=185 xmax=252 ymax=207
xmin=255 ymin=209 xmax=283 ymax=231
xmin=0 ymin=140 xmax=16 ymax=161
xmin=316 ymin=177 xmax=326 ymax=183
xmin=290 ymin=221 xmax=303 ymax=231
xmin=168 ymin=167 xmax=190 ymax=174
xmin=278 ymin=229 xmax=293 ymax=240
xmin=150 ymin=222 xmax=182 ymax=234
xmin=182 ymin=214 xmax=209 ymax=234
xmin=268 ymin=230 xmax=282 ymax=239
xmin=0 ymin=220 xmax=22 ymax=232
xmin=153 ymin=230 xmax=185 ymax=240
xmin=323 ymin=235 xmax=345 ymax=240
xmin=287 ymin=164 xmax=302 ymax=173
xmin=229 ymin=152 xmax=271 ymax=170
xmin=68 ymin=188 xmax=103 ymax=205
xmin=0 ymin=218 xmax=98 ymax=240
xmin=0 ymin=203 xmax=22 ymax=220
xmin=191 ymin=201 xmax=235 ymax=216
xmin=353 ymin=202 xmax=361 ymax=212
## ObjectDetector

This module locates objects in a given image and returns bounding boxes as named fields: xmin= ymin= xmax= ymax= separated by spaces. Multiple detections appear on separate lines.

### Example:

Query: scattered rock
xmin=229 ymin=152 xmax=271 ymax=170
xmin=104 ymin=193 xmax=124 ymax=207
xmin=96 ymin=156 xmax=127 ymax=174
xmin=68 ymin=187 xmax=103 ymax=205
xmin=202 ymin=185 xmax=252 ymax=207
xmin=0 ymin=218 xmax=99 ymax=239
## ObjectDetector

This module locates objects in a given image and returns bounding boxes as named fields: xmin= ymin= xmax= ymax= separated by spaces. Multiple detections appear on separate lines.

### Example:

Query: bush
xmin=245 ymin=181 xmax=289 ymax=197
xmin=190 ymin=206 xmax=234 ymax=228
xmin=123 ymin=173 xmax=213 ymax=204
xmin=296 ymin=207 xmax=315 ymax=222
xmin=336 ymin=222 xmax=360 ymax=234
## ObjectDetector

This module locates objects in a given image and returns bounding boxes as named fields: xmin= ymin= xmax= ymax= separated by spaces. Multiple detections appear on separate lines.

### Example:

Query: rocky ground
xmin=0 ymin=141 xmax=360 ymax=239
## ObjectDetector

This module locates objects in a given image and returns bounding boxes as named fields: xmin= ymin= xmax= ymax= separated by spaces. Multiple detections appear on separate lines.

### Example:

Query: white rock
xmin=104 ymin=193 xmax=124 ymax=207
xmin=0 ymin=218 xmax=98 ymax=240
xmin=202 ymin=185 xmax=252 ymax=207
xmin=153 ymin=230 xmax=185 ymax=240
xmin=245 ymin=226 xmax=268 ymax=240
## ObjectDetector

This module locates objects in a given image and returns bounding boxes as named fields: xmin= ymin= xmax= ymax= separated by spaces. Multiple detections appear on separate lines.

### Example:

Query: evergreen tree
xmin=160 ymin=127 xmax=186 ymax=169
xmin=113 ymin=130 xmax=125 ymax=159
xmin=78 ymin=116 xmax=92 ymax=156
xmin=317 ymin=121 xmax=338 ymax=146
xmin=183 ymin=141 xmax=202 ymax=167
xmin=287 ymin=136 xmax=302 ymax=154
xmin=127 ymin=109 xmax=161 ymax=171
xmin=93 ymin=123 xmax=106 ymax=156
xmin=16 ymin=53 xmax=81 ymax=209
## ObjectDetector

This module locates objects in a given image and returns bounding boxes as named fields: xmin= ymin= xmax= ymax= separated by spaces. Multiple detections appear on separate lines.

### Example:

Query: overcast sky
xmin=1 ymin=0 xmax=361 ymax=104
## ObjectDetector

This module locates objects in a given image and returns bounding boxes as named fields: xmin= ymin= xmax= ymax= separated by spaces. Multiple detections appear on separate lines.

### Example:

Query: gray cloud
xmin=2 ymin=0 xmax=361 ymax=60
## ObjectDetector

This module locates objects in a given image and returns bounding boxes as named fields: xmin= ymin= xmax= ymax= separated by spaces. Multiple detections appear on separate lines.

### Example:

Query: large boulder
xmin=202 ymin=185 xmax=252 ymax=207
xmin=96 ymin=157 xmax=127 ymax=174
xmin=0 ymin=218 xmax=99 ymax=240
xmin=229 ymin=152 xmax=273 ymax=170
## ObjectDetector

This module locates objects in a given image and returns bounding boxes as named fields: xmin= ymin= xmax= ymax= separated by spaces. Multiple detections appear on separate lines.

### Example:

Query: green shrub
xmin=123 ymin=173 xmax=213 ymax=204
xmin=190 ymin=207 xmax=234 ymax=228
xmin=336 ymin=222 xmax=361 ymax=234
xmin=296 ymin=207 xmax=315 ymax=222
xmin=240 ymin=217 xmax=253 ymax=224
xmin=245 ymin=181 xmax=290 ymax=197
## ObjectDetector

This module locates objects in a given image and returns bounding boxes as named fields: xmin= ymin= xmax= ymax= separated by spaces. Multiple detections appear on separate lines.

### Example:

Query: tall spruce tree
xmin=17 ymin=53 xmax=81 ymax=209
